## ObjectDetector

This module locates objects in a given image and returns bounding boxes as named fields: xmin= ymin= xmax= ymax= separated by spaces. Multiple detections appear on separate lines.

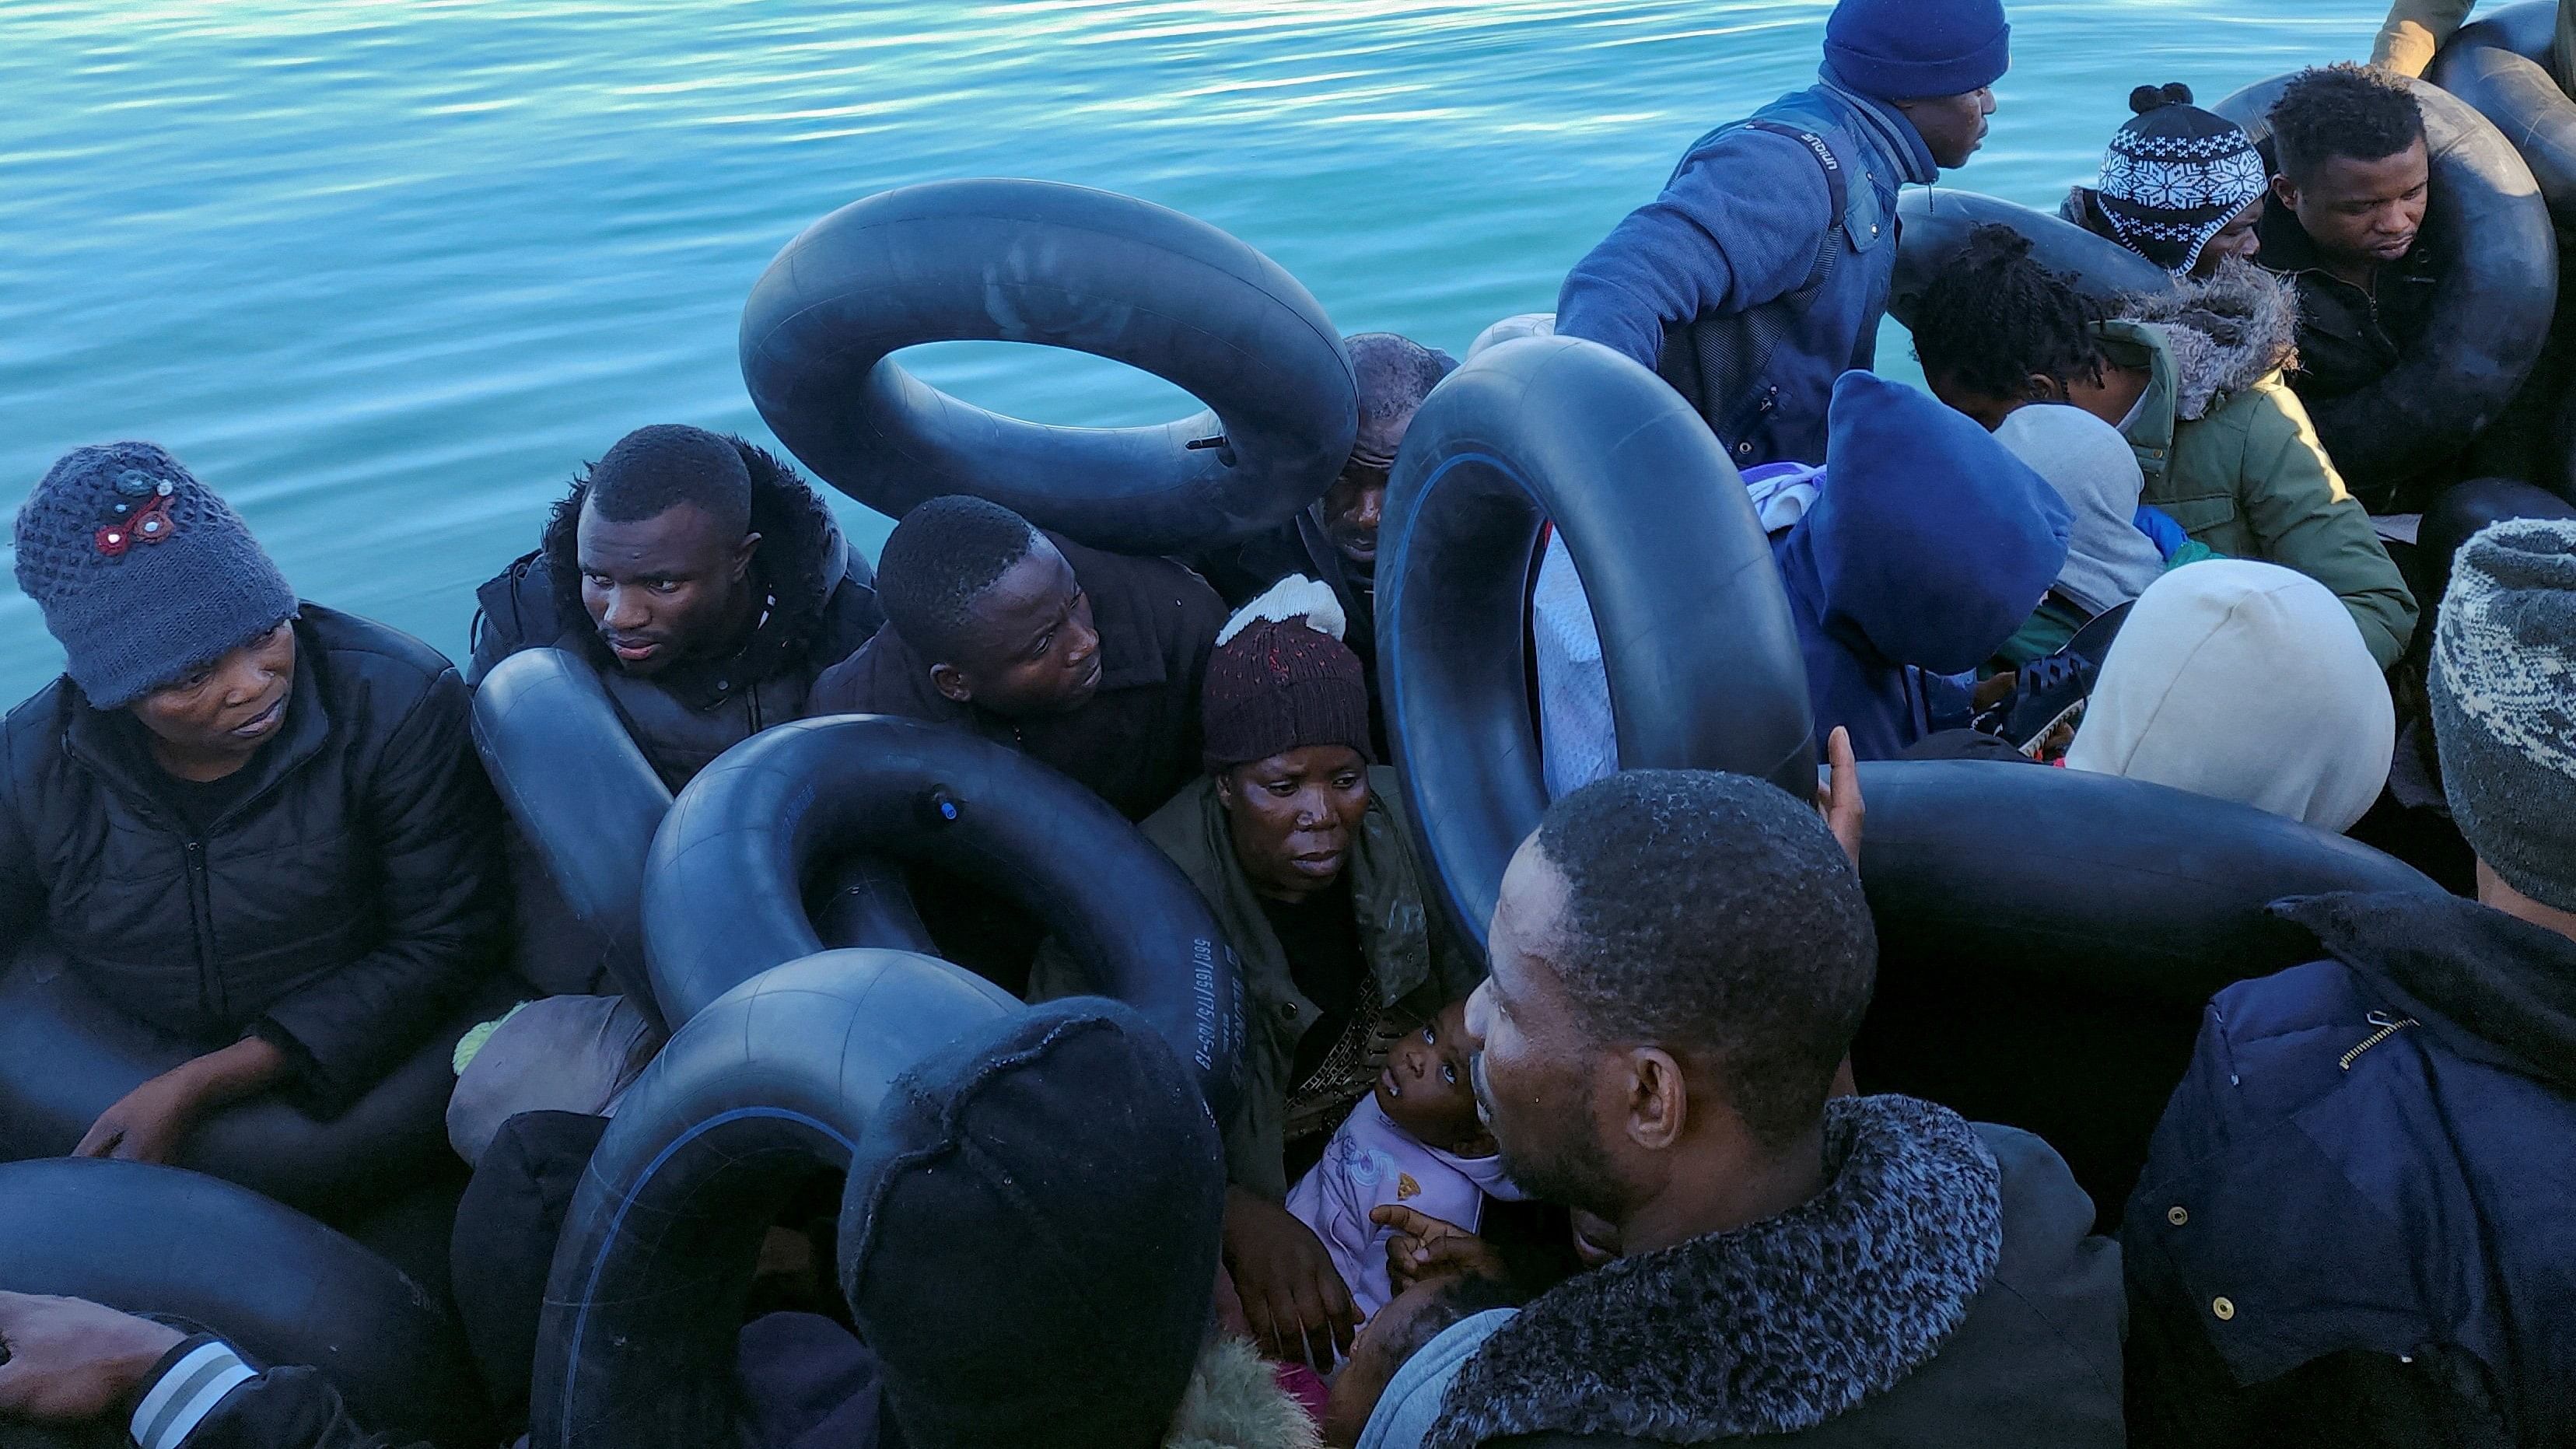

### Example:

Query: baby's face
xmin=1375 ymin=1001 xmax=1483 ymax=1150
xmin=1320 ymin=1280 xmax=1446 ymax=1447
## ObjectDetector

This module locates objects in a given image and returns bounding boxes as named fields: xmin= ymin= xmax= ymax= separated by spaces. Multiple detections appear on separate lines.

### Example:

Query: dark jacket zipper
xmin=184 ymin=838 xmax=223 ymax=1023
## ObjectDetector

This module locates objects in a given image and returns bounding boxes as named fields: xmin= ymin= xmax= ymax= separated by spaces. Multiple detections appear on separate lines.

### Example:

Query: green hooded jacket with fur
xmin=2099 ymin=265 xmax=2417 ymax=670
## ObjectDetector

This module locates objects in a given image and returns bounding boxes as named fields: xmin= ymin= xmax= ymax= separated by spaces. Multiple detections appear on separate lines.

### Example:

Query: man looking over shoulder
xmin=810 ymin=495 xmax=1226 ymax=823
xmin=467 ymin=423 xmax=884 ymax=789
xmin=1362 ymin=770 xmax=2125 ymax=1449
xmin=1556 ymin=0 xmax=2008 ymax=467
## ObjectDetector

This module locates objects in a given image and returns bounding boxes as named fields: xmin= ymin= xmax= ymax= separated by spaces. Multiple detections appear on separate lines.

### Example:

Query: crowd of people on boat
xmin=3 ymin=0 xmax=2575 ymax=1445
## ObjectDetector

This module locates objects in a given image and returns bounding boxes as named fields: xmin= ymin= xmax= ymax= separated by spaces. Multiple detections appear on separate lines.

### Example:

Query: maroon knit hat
xmin=1202 ymin=619 xmax=1374 ymax=771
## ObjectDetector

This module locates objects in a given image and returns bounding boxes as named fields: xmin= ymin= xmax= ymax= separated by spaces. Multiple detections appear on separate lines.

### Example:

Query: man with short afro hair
xmin=2257 ymin=64 xmax=2438 ymax=506
xmin=813 ymin=494 xmax=1227 ymax=823
xmin=1362 ymin=768 xmax=2126 ymax=1449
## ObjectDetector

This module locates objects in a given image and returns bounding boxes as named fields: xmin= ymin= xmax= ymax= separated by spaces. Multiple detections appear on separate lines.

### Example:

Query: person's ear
xmin=1213 ymin=768 xmax=1240 ymax=810
xmin=929 ymin=662 xmax=974 ymax=705
xmin=1623 ymin=1046 xmax=1689 ymax=1152
xmin=2025 ymin=373 xmax=2072 ymax=404
xmin=2271 ymin=172 xmax=2300 ymax=213
xmin=730 ymin=530 xmax=762 ymax=583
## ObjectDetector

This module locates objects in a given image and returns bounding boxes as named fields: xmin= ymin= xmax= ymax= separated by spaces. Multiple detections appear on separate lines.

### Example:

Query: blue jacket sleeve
xmin=1555 ymin=127 xmax=1839 ymax=370
xmin=2133 ymin=504 xmax=2189 ymax=562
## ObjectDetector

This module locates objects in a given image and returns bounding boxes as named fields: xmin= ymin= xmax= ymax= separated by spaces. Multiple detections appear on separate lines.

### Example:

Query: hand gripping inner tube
xmin=740 ymin=178 xmax=1358 ymax=557
xmin=1850 ymin=760 xmax=2441 ymax=1227
xmin=1889 ymin=189 xmax=2177 ymax=331
xmin=2430 ymin=0 xmax=2576 ymax=233
xmin=1378 ymin=334 xmax=1813 ymax=954
xmin=2216 ymin=74 xmax=2557 ymax=495
xmin=0 ymin=941 xmax=513 ymax=1223
xmin=531 ymin=949 xmax=1017 ymax=1449
xmin=642 ymin=715 xmax=1244 ymax=1123
xmin=0 ymin=1157 xmax=489 ymax=1448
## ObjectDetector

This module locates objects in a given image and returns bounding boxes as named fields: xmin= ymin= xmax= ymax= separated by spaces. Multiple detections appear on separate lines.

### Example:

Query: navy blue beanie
xmin=839 ymin=998 xmax=1225 ymax=1449
xmin=1824 ymin=0 xmax=2011 ymax=101
xmin=12 ymin=443 xmax=298 ymax=709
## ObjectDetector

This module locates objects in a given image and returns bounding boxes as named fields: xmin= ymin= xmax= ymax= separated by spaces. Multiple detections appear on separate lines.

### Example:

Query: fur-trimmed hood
xmin=2116 ymin=261 xmax=2300 ymax=424
xmin=1167 ymin=1337 xmax=1325 ymax=1449
xmin=1425 ymin=1095 xmax=2004 ymax=1447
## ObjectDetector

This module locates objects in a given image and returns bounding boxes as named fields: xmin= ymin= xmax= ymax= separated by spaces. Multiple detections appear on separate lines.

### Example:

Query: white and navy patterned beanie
xmin=2096 ymin=83 xmax=2269 ymax=276
xmin=2431 ymin=518 xmax=2576 ymax=914
xmin=12 ymin=443 xmax=297 ymax=709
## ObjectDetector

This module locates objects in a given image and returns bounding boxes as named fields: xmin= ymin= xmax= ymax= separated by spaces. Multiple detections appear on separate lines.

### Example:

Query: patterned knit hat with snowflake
xmin=2096 ymin=83 xmax=2268 ymax=276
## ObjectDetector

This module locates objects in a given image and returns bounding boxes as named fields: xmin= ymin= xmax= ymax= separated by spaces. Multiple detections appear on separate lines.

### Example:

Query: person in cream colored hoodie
xmin=2065 ymin=559 xmax=2395 ymax=832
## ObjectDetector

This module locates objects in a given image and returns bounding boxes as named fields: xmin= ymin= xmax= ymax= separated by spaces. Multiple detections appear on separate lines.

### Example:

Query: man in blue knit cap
xmin=1556 ymin=0 xmax=2010 ymax=469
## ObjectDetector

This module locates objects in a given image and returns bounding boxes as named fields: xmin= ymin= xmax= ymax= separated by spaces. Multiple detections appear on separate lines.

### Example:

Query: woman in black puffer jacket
xmin=0 ymin=443 xmax=504 ymax=1164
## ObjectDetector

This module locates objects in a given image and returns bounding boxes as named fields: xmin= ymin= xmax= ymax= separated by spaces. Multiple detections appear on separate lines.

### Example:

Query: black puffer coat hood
xmin=467 ymin=435 xmax=883 ymax=788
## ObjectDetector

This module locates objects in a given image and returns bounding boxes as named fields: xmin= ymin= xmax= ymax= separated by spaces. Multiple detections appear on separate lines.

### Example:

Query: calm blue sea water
xmin=0 ymin=0 xmax=2391 ymax=698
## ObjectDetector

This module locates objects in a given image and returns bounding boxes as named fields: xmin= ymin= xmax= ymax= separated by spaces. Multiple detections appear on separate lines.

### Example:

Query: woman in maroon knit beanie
xmin=1031 ymin=579 xmax=1478 ymax=1367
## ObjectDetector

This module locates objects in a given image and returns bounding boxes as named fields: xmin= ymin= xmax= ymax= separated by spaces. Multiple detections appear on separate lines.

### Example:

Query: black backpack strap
xmin=1735 ymin=120 xmax=1850 ymax=314
xmin=1741 ymin=120 xmax=1850 ymax=222
xmin=1673 ymin=120 xmax=1854 ymax=453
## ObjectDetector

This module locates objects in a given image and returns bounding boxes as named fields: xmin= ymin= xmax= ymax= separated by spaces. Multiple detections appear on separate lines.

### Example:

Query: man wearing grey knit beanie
xmin=2122 ymin=520 xmax=2576 ymax=1443
xmin=2 ymin=443 xmax=502 ymax=1185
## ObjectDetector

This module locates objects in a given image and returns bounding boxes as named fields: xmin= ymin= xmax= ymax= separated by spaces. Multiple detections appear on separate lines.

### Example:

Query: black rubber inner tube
xmin=2214 ymin=74 xmax=2557 ymax=497
xmin=1850 ymin=759 xmax=2441 ymax=1228
xmin=471 ymin=646 xmax=674 ymax=1011
xmin=530 ymin=948 xmax=1017 ymax=1449
xmin=2430 ymin=0 xmax=2576 ymax=233
xmin=1889 ymin=189 xmax=2177 ymax=330
xmin=642 ymin=715 xmax=1244 ymax=1124
xmin=0 ymin=944 xmax=512 ymax=1223
xmin=1377 ymin=334 xmax=1813 ymax=954
xmin=0 ymin=1157 xmax=490 ymax=1449
xmin=472 ymin=647 xmax=937 ymax=1035
xmin=740 ymin=177 xmax=1357 ymax=558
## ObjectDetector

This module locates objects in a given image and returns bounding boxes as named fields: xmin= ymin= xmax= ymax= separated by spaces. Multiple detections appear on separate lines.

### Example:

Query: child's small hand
xmin=1374 ymin=1204 xmax=1507 ymax=1291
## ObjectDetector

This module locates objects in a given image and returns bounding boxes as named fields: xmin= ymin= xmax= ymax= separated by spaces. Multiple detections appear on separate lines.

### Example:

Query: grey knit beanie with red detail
xmin=12 ymin=442 xmax=297 ymax=708
xmin=1201 ymin=577 xmax=1373 ymax=771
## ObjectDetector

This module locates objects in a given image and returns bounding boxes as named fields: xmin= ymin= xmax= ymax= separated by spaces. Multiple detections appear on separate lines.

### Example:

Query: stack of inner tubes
xmin=531 ymin=949 xmax=1017 ymax=1449
xmin=740 ymin=177 xmax=1358 ymax=557
xmin=1379 ymin=331 xmax=2443 ymax=1225
xmin=2430 ymin=0 xmax=2576 ymax=233
xmin=639 ymin=714 xmax=1245 ymax=1125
